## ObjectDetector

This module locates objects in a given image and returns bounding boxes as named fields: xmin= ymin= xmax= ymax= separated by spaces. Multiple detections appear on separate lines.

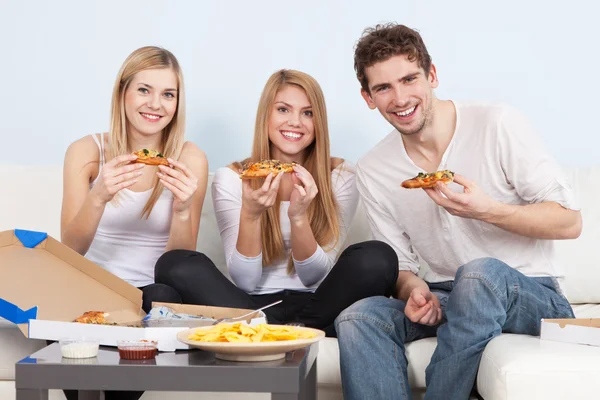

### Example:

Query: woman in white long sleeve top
xmin=150 ymin=69 xmax=398 ymax=336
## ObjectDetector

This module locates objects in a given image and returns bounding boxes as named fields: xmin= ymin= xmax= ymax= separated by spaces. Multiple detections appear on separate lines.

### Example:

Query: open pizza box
xmin=0 ymin=229 xmax=266 ymax=351
xmin=540 ymin=318 xmax=600 ymax=347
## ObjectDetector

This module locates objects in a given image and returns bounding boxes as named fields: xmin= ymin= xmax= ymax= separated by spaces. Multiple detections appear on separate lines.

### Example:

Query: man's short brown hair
xmin=354 ymin=23 xmax=432 ymax=94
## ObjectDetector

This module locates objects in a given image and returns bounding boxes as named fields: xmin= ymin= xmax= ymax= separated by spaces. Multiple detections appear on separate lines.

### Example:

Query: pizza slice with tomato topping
xmin=401 ymin=170 xmax=455 ymax=189
xmin=132 ymin=149 xmax=169 ymax=166
xmin=239 ymin=159 xmax=297 ymax=179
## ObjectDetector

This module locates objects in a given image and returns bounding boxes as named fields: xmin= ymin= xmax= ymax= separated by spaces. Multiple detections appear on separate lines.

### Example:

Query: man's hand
xmin=405 ymin=287 xmax=442 ymax=326
xmin=423 ymin=174 xmax=501 ymax=222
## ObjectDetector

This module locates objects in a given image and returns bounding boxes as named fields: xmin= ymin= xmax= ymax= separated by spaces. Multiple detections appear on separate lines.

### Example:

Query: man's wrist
xmin=483 ymin=201 xmax=515 ymax=224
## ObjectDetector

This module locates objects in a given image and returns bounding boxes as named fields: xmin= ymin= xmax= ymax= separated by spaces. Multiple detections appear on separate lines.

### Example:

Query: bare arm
xmin=426 ymin=174 xmax=582 ymax=240
xmin=162 ymin=142 xmax=208 ymax=251
xmin=60 ymin=139 xmax=106 ymax=254
xmin=395 ymin=271 xmax=442 ymax=326
xmin=485 ymin=201 xmax=581 ymax=240
xmin=61 ymin=137 xmax=142 ymax=254
xmin=395 ymin=271 xmax=429 ymax=301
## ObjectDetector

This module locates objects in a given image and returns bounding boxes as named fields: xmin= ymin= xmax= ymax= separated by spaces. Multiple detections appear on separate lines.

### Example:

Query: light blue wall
xmin=1 ymin=0 xmax=597 ymax=169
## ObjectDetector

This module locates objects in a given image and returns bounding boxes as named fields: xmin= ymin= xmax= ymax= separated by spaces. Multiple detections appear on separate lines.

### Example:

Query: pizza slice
xmin=401 ymin=170 xmax=455 ymax=189
xmin=239 ymin=159 xmax=297 ymax=179
xmin=132 ymin=149 xmax=170 ymax=166
xmin=73 ymin=311 xmax=109 ymax=325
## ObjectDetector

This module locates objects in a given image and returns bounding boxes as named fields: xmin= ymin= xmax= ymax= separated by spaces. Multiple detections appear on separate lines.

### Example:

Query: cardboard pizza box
xmin=0 ymin=229 xmax=266 ymax=351
xmin=540 ymin=318 xmax=600 ymax=347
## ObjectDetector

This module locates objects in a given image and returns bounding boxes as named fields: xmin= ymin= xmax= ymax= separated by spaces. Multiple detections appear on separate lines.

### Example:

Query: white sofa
xmin=1 ymin=164 xmax=600 ymax=400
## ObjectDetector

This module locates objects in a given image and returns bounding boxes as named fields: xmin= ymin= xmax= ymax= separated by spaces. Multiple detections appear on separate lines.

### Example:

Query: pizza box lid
xmin=0 ymin=229 xmax=144 ymax=337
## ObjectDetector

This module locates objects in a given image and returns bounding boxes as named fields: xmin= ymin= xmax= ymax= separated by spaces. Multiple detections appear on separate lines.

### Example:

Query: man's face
xmin=361 ymin=55 xmax=438 ymax=136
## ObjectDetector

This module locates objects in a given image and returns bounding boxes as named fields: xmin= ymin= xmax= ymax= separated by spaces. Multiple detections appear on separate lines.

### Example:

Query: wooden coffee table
xmin=15 ymin=342 xmax=318 ymax=399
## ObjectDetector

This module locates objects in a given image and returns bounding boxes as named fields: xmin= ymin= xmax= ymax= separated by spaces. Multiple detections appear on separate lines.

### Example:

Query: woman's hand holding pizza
xmin=288 ymin=165 xmax=318 ymax=223
xmin=90 ymin=154 xmax=144 ymax=205
xmin=423 ymin=173 xmax=500 ymax=221
xmin=157 ymin=159 xmax=199 ymax=216
xmin=241 ymin=171 xmax=285 ymax=219
xmin=405 ymin=287 xmax=442 ymax=326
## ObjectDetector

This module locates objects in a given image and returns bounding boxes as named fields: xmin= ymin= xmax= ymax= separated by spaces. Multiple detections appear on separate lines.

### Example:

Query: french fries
xmin=188 ymin=323 xmax=316 ymax=343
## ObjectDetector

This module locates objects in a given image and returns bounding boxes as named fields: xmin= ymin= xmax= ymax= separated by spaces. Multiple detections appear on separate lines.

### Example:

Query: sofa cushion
xmin=477 ymin=334 xmax=600 ymax=400
xmin=572 ymin=303 xmax=600 ymax=318
xmin=0 ymin=165 xmax=63 ymax=239
xmin=554 ymin=167 xmax=600 ymax=304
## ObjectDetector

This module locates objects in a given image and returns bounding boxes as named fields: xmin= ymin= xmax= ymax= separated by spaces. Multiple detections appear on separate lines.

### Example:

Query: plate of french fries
xmin=176 ymin=323 xmax=325 ymax=361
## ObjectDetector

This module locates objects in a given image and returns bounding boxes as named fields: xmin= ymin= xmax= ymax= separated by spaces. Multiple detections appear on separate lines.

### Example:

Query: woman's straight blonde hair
xmin=107 ymin=46 xmax=186 ymax=218
xmin=236 ymin=69 xmax=340 ymax=274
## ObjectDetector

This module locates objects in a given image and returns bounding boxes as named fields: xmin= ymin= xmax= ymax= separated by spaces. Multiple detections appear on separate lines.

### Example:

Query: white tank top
xmin=84 ymin=134 xmax=173 ymax=287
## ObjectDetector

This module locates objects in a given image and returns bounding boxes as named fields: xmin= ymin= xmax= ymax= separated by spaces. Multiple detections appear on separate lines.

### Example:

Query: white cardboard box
xmin=540 ymin=318 xmax=600 ymax=347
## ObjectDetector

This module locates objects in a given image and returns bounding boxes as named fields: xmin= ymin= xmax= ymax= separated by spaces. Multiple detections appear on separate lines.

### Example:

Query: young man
xmin=335 ymin=23 xmax=582 ymax=400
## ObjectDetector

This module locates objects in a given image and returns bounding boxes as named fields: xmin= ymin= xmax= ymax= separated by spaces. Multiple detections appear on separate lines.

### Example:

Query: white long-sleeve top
xmin=211 ymin=162 xmax=359 ymax=295
xmin=356 ymin=102 xmax=579 ymax=292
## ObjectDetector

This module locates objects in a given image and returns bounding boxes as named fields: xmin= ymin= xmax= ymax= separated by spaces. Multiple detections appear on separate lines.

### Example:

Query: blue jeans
xmin=334 ymin=258 xmax=575 ymax=400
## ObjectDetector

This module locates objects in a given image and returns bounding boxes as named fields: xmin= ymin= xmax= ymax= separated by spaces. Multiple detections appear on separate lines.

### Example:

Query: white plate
xmin=176 ymin=325 xmax=325 ymax=361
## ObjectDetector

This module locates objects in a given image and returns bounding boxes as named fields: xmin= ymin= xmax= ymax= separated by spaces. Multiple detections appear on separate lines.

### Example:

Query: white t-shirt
xmin=356 ymin=102 xmax=579 ymax=286
xmin=211 ymin=162 xmax=359 ymax=295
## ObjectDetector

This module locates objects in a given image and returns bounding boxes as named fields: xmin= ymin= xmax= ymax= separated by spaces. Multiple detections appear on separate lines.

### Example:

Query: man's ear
xmin=429 ymin=64 xmax=439 ymax=89
xmin=361 ymin=88 xmax=377 ymax=110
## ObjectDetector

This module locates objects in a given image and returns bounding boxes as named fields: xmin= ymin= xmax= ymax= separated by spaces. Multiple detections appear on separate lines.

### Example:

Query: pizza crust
xmin=134 ymin=157 xmax=170 ymax=166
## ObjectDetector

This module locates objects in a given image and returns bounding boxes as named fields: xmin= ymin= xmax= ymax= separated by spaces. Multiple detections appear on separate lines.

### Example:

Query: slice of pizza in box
xmin=0 ymin=229 xmax=265 ymax=351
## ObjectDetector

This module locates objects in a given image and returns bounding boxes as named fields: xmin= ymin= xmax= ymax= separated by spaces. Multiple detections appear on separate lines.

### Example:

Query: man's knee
xmin=335 ymin=296 xmax=403 ymax=333
xmin=455 ymin=257 xmax=512 ymax=283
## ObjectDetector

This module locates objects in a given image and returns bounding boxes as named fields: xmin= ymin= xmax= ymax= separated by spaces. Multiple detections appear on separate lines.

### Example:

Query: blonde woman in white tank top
xmin=61 ymin=46 xmax=208 ymax=315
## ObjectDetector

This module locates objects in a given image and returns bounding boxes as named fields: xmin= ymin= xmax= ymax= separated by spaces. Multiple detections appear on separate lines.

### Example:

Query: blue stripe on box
xmin=14 ymin=229 xmax=48 ymax=248
xmin=0 ymin=298 xmax=37 ymax=324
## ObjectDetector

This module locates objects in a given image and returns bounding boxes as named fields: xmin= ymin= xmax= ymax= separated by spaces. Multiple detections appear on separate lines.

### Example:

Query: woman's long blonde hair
xmin=237 ymin=69 xmax=340 ymax=274
xmin=107 ymin=46 xmax=186 ymax=218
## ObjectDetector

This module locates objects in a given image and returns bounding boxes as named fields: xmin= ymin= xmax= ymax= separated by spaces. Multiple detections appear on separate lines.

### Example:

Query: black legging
xmin=142 ymin=240 xmax=399 ymax=337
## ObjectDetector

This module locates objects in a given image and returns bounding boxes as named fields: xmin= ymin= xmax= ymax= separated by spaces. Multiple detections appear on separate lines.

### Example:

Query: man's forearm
xmin=396 ymin=271 xmax=429 ymax=301
xmin=483 ymin=201 xmax=582 ymax=240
